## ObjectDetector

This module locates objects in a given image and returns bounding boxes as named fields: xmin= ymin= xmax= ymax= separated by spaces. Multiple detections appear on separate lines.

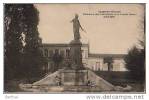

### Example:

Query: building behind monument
xmin=40 ymin=42 xmax=127 ymax=73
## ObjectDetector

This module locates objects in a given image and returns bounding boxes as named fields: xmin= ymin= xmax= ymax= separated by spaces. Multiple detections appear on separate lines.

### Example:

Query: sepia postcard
xmin=4 ymin=3 xmax=145 ymax=93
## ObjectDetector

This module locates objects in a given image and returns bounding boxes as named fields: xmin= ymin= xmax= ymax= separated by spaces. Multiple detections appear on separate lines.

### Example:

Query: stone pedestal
xmin=61 ymin=70 xmax=88 ymax=86
xmin=69 ymin=40 xmax=83 ymax=70
xmin=59 ymin=40 xmax=87 ymax=86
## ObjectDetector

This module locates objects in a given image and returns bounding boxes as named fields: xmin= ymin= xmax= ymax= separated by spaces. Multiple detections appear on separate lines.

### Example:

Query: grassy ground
xmin=94 ymin=71 xmax=145 ymax=92
xmin=4 ymin=80 xmax=25 ymax=92
xmin=4 ymin=78 xmax=40 ymax=92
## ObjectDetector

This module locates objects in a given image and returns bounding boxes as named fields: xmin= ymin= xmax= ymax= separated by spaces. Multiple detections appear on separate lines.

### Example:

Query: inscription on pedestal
xmin=61 ymin=70 xmax=88 ymax=85
xmin=63 ymin=72 xmax=75 ymax=82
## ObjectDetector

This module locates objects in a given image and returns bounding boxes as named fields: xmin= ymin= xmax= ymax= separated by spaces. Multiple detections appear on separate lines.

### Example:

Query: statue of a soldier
xmin=71 ymin=14 xmax=85 ymax=40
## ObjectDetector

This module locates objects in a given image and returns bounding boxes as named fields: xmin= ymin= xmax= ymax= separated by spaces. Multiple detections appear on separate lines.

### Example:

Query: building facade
xmin=40 ymin=43 xmax=127 ymax=73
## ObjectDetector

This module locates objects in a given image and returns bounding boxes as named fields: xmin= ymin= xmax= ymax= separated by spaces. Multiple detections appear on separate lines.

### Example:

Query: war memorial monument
xmin=19 ymin=14 xmax=131 ymax=92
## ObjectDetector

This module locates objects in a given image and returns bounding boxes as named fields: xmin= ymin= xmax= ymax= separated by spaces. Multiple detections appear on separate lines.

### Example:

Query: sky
xmin=35 ymin=4 xmax=144 ymax=54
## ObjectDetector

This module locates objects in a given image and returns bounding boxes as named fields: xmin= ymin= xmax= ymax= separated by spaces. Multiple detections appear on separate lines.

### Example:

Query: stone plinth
xmin=69 ymin=40 xmax=83 ymax=70
xmin=61 ymin=70 xmax=88 ymax=86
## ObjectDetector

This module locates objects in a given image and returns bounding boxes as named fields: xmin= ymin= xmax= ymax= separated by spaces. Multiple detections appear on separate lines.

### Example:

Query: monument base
xmin=22 ymin=69 xmax=116 ymax=92
xmin=69 ymin=39 xmax=84 ymax=70
xmin=61 ymin=70 xmax=88 ymax=86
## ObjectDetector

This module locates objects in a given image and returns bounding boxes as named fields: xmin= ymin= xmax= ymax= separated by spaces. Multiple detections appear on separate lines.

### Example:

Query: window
xmin=44 ymin=49 xmax=48 ymax=57
xmin=81 ymin=50 xmax=84 ymax=58
xmin=60 ymin=50 xmax=64 ymax=57
xmin=85 ymin=50 xmax=88 ymax=58
xmin=66 ymin=49 xmax=70 ymax=58
xmin=49 ymin=50 xmax=53 ymax=57
xmin=54 ymin=49 xmax=59 ymax=54
xmin=96 ymin=62 xmax=100 ymax=71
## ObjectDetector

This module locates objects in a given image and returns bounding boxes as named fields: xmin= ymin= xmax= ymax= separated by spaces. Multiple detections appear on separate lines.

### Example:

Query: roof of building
xmin=41 ymin=43 xmax=89 ymax=47
xmin=89 ymin=53 xmax=126 ymax=58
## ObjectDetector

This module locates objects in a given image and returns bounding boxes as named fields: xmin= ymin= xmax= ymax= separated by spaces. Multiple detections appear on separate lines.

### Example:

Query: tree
xmin=4 ymin=4 xmax=25 ymax=80
xmin=104 ymin=57 xmax=113 ymax=71
xmin=4 ymin=4 xmax=45 ymax=81
xmin=21 ymin=5 xmax=45 ymax=80
xmin=124 ymin=4 xmax=145 ymax=82
xmin=124 ymin=45 xmax=145 ymax=82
